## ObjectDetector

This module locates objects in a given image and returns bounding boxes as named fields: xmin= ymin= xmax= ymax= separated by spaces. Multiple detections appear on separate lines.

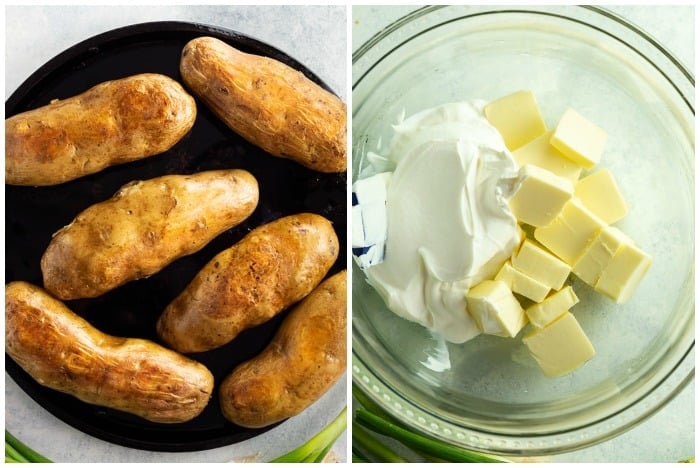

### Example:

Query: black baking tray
xmin=5 ymin=21 xmax=346 ymax=453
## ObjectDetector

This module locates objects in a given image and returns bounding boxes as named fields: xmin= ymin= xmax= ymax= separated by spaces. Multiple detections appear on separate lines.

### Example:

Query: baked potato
xmin=157 ymin=213 xmax=339 ymax=353
xmin=5 ymin=281 xmax=214 ymax=424
xmin=219 ymin=269 xmax=347 ymax=428
xmin=179 ymin=36 xmax=346 ymax=173
xmin=41 ymin=169 xmax=259 ymax=300
xmin=5 ymin=73 xmax=196 ymax=186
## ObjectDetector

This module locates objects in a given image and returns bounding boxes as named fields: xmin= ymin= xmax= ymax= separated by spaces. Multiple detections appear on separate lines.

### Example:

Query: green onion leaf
xmin=6 ymin=443 xmax=29 ymax=463
xmin=5 ymin=431 xmax=52 ymax=463
xmin=352 ymin=421 xmax=407 ymax=462
xmin=351 ymin=383 xmax=395 ymax=422
xmin=355 ymin=408 xmax=507 ymax=463
xmin=270 ymin=407 xmax=346 ymax=463
xmin=5 ymin=429 xmax=51 ymax=463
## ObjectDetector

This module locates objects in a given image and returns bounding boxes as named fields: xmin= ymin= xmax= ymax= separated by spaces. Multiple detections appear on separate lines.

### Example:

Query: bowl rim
xmin=351 ymin=4 xmax=695 ymax=456
xmin=353 ymin=5 xmax=694 ymax=92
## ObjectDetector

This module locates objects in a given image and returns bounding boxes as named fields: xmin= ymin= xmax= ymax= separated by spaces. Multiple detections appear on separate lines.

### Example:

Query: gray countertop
xmin=4 ymin=4 xmax=695 ymax=464
xmin=352 ymin=5 xmax=694 ymax=463
xmin=5 ymin=5 xmax=347 ymax=463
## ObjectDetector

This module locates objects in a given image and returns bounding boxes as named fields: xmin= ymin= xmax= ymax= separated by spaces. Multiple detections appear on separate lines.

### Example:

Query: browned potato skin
xmin=157 ymin=213 xmax=339 ymax=353
xmin=219 ymin=269 xmax=347 ymax=428
xmin=5 ymin=281 xmax=214 ymax=424
xmin=41 ymin=169 xmax=259 ymax=300
xmin=5 ymin=73 xmax=197 ymax=186
xmin=180 ymin=36 xmax=346 ymax=173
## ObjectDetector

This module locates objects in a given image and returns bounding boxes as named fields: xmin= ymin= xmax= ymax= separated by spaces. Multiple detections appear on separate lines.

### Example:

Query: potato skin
xmin=41 ymin=169 xmax=259 ymax=300
xmin=5 ymin=281 xmax=214 ymax=424
xmin=157 ymin=213 xmax=339 ymax=353
xmin=5 ymin=73 xmax=197 ymax=186
xmin=180 ymin=36 xmax=346 ymax=173
xmin=219 ymin=269 xmax=347 ymax=428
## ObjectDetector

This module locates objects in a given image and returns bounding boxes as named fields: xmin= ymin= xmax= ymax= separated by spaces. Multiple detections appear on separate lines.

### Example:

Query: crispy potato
xmin=5 ymin=281 xmax=214 ymax=423
xmin=180 ymin=36 xmax=346 ymax=173
xmin=41 ymin=169 xmax=259 ymax=300
xmin=219 ymin=270 xmax=347 ymax=428
xmin=5 ymin=73 xmax=196 ymax=186
xmin=157 ymin=213 xmax=339 ymax=353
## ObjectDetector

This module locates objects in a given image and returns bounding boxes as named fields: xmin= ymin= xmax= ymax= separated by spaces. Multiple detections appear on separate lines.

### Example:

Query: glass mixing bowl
xmin=352 ymin=5 xmax=694 ymax=456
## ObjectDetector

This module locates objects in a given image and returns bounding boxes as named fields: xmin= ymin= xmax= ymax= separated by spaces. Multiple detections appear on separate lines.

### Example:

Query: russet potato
xmin=219 ymin=270 xmax=347 ymax=428
xmin=157 ymin=213 xmax=339 ymax=353
xmin=180 ymin=37 xmax=346 ymax=173
xmin=6 ymin=73 xmax=196 ymax=186
xmin=41 ymin=169 xmax=259 ymax=300
xmin=5 ymin=281 xmax=214 ymax=423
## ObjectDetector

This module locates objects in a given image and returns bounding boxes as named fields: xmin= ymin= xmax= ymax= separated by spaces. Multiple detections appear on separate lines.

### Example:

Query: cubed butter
xmin=522 ymin=312 xmax=595 ymax=377
xmin=595 ymin=243 xmax=652 ymax=304
xmin=512 ymin=129 xmax=582 ymax=182
xmin=575 ymin=169 xmax=628 ymax=224
xmin=572 ymin=226 xmax=630 ymax=286
xmin=484 ymin=90 xmax=547 ymax=151
xmin=466 ymin=280 xmax=527 ymax=338
xmin=509 ymin=164 xmax=574 ymax=228
xmin=512 ymin=239 xmax=571 ymax=290
xmin=495 ymin=261 xmax=550 ymax=303
xmin=550 ymin=108 xmax=607 ymax=169
xmin=534 ymin=198 xmax=606 ymax=265
xmin=525 ymin=285 xmax=579 ymax=328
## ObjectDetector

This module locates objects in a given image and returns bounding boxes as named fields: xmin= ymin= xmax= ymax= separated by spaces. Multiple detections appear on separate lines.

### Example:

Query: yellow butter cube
xmin=512 ymin=239 xmax=571 ymax=290
xmin=512 ymin=129 xmax=582 ymax=182
xmin=509 ymin=164 xmax=574 ymax=228
xmin=534 ymin=198 xmax=606 ymax=265
xmin=575 ymin=169 xmax=628 ymax=224
xmin=595 ymin=243 xmax=652 ymax=304
xmin=550 ymin=108 xmax=607 ymax=169
xmin=526 ymin=286 xmax=579 ymax=328
xmin=522 ymin=312 xmax=595 ymax=377
xmin=572 ymin=226 xmax=630 ymax=286
xmin=484 ymin=90 xmax=547 ymax=151
xmin=495 ymin=261 xmax=550 ymax=303
xmin=466 ymin=280 xmax=527 ymax=338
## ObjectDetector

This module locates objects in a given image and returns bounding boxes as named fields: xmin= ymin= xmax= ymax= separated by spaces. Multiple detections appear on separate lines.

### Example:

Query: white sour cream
xmin=362 ymin=101 xmax=521 ymax=344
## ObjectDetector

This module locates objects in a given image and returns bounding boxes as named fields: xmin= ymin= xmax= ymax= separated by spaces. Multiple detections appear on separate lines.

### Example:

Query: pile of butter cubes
xmin=468 ymin=90 xmax=652 ymax=377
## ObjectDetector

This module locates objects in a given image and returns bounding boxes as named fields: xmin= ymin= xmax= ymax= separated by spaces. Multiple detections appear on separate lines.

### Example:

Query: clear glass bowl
xmin=352 ymin=5 xmax=694 ymax=456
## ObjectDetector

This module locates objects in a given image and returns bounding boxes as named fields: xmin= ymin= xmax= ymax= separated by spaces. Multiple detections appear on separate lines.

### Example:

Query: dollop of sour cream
xmin=361 ymin=101 xmax=521 ymax=343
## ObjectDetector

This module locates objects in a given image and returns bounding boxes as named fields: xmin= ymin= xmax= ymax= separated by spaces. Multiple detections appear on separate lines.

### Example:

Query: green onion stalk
xmin=271 ymin=407 xmax=347 ymax=462
xmin=5 ymin=431 xmax=52 ymax=463
xmin=351 ymin=383 xmax=509 ymax=463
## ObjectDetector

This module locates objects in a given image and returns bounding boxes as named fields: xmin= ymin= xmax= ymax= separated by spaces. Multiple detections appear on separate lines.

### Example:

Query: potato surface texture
xmin=5 ymin=281 xmax=214 ymax=424
xmin=41 ymin=169 xmax=259 ymax=300
xmin=219 ymin=269 xmax=347 ymax=428
xmin=179 ymin=36 xmax=346 ymax=173
xmin=157 ymin=213 xmax=339 ymax=353
xmin=5 ymin=73 xmax=196 ymax=186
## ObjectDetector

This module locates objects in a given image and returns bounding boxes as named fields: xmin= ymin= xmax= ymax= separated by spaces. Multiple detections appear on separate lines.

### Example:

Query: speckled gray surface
xmin=352 ymin=5 xmax=694 ymax=463
xmin=5 ymin=5 xmax=347 ymax=463
xmin=4 ymin=4 xmax=696 ymax=464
